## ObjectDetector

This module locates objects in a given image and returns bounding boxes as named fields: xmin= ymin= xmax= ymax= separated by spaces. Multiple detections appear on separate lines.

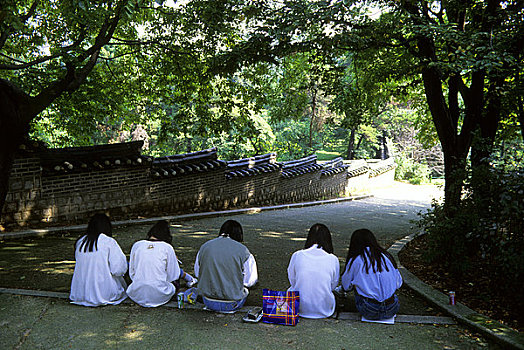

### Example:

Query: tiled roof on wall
xmin=281 ymin=155 xmax=322 ymax=179
xmin=368 ymin=158 xmax=397 ymax=177
xmin=225 ymin=153 xmax=280 ymax=179
xmin=39 ymin=141 xmax=151 ymax=174
xmin=151 ymin=147 xmax=226 ymax=178
xmin=320 ymin=157 xmax=349 ymax=177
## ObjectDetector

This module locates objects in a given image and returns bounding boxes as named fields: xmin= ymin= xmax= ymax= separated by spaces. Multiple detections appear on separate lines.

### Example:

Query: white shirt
xmin=126 ymin=240 xmax=181 ymax=307
xmin=70 ymin=233 xmax=128 ymax=307
xmin=287 ymin=245 xmax=340 ymax=318
xmin=194 ymin=251 xmax=258 ymax=288
xmin=341 ymin=251 xmax=403 ymax=302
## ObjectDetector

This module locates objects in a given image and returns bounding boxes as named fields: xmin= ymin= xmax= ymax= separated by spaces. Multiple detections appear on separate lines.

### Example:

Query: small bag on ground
xmin=262 ymin=289 xmax=300 ymax=326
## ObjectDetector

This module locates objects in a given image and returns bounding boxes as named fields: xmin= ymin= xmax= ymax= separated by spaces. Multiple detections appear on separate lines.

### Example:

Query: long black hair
xmin=147 ymin=220 xmax=172 ymax=244
xmin=304 ymin=223 xmax=334 ymax=254
xmin=75 ymin=213 xmax=113 ymax=253
xmin=219 ymin=220 xmax=243 ymax=242
xmin=344 ymin=228 xmax=397 ymax=274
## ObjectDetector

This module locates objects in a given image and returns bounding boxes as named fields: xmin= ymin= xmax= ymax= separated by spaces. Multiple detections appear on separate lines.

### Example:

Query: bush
xmin=417 ymin=201 xmax=471 ymax=273
xmin=394 ymin=156 xmax=431 ymax=184
xmin=418 ymin=152 xmax=524 ymax=297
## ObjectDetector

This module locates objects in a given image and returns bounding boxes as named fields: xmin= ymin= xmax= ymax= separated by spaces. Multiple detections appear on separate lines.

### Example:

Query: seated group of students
xmin=69 ymin=214 xmax=402 ymax=320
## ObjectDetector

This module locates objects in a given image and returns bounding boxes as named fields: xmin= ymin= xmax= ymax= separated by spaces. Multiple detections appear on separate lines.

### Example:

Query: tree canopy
xmin=1 ymin=0 xmax=523 ymax=216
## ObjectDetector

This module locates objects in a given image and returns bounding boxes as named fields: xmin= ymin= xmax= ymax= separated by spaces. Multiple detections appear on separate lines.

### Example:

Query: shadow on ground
xmin=0 ymin=185 xmax=443 ymax=316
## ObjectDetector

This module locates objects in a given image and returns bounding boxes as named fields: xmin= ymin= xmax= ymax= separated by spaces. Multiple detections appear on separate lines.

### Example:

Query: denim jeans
xmin=354 ymin=292 xmax=399 ymax=320
xmin=203 ymin=296 xmax=247 ymax=313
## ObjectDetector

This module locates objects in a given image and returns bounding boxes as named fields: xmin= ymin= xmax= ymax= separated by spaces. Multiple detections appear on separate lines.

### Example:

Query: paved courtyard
xmin=0 ymin=183 xmax=501 ymax=349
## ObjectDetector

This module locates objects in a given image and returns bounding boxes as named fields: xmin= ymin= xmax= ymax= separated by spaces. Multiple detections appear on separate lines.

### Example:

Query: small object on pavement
xmin=243 ymin=307 xmax=263 ymax=323
xmin=177 ymin=292 xmax=184 ymax=309
xmin=449 ymin=291 xmax=455 ymax=305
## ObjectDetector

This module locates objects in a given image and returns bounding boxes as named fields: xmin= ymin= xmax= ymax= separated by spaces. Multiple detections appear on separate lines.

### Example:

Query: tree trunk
xmin=471 ymin=77 xmax=502 ymax=168
xmin=309 ymin=88 xmax=317 ymax=149
xmin=0 ymin=81 xmax=33 ymax=225
xmin=346 ymin=128 xmax=356 ymax=160
xmin=0 ymin=149 xmax=17 ymax=224
xmin=185 ymin=136 xmax=192 ymax=153
xmin=517 ymin=95 xmax=524 ymax=142
xmin=380 ymin=130 xmax=388 ymax=160
xmin=442 ymin=150 xmax=467 ymax=213
xmin=417 ymin=35 xmax=477 ymax=215
xmin=355 ymin=134 xmax=364 ymax=153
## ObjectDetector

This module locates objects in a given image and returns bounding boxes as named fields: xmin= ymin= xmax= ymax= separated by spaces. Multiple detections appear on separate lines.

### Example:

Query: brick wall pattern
xmin=1 ymin=143 xmax=396 ymax=227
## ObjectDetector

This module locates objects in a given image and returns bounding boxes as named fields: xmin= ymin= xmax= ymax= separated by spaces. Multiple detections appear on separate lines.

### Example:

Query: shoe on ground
xmin=186 ymin=277 xmax=198 ymax=288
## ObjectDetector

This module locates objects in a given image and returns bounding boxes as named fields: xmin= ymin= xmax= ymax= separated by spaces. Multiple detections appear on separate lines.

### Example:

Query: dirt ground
xmin=400 ymin=234 xmax=523 ymax=332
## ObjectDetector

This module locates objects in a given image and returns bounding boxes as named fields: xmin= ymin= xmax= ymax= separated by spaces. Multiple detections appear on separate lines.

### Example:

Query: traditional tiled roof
xmin=368 ymin=158 xmax=397 ymax=177
xmin=225 ymin=153 xmax=280 ymax=180
xmin=281 ymin=155 xmax=322 ymax=179
xmin=347 ymin=164 xmax=370 ymax=177
xmin=320 ymin=157 xmax=349 ymax=177
xmin=16 ymin=139 xmax=47 ymax=154
xmin=19 ymin=137 xmax=394 ymax=181
xmin=151 ymin=148 xmax=226 ymax=178
xmin=39 ymin=141 xmax=151 ymax=174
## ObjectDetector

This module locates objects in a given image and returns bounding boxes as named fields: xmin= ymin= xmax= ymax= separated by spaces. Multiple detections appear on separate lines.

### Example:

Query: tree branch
xmin=21 ymin=0 xmax=40 ymax=22
xmin=0 ymin=30 xmax=10 ymax=51
xmin=26 ymin=0 xmax=128 ymax=119
xmin=100 ymin=49 xmax=142 ymax=61
xmin=0 ymin=52 xmax=68 ymax=70
xmin=110 ymin=37 xmax=197 ymax=57
xmin=448 ymin=74 xmax=461 ymax=127
xmin=0 ymin=30 xmax=87 ymax=70
xmin=459 ymin=71 xmax=485 ymax=144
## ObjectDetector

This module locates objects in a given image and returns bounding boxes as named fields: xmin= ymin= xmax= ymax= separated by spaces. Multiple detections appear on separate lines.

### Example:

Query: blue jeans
xmin=203 ymin=296 xmax=247 ymax=313
xmin=354 ymin=292 xmax=399 ymax=320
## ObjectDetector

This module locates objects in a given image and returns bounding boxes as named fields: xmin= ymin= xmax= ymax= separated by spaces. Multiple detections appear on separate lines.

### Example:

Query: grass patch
xmin=316 ymin=150 xmax=342 ymax=161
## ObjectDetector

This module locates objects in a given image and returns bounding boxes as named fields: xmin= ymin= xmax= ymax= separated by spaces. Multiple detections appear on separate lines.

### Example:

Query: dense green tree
xmin=0 ymin=0 xmax=262 ymax=219
xmin=327 ymin=51 xmax=397 ymax=159
xmin=383 ymin=0 xmax=524 ymax=211
xmin=2 ymin=0 xmax=522 ymax=222
xmin=262 ymin=52 xmax=338 ymax=153
xmin=0 ymin=0 xmax=145 ymax=217
xmin=217 ymin=0 xmax=524 ymax=212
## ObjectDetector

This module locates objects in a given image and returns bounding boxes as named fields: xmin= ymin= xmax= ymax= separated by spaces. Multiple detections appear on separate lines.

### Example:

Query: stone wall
xmin=1 ymin=142 xmax=395 ymax=228
xmin=147 ymin=168 xmax=227 ymax=213
xmin=3 ymin=157 xmax=41 ymax=225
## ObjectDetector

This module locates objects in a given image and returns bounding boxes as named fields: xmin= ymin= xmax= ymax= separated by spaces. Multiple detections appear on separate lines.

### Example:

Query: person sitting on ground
xmin=194 ymin=219 xmax=258 ymax=313
xmin=70 ymin=213 xmax=128 ymax=307
xmin=287 ymin=223 xmax=340 ymax=318
xmin=126 ymin=220 xmax=196 ymax=307
xmin=341 ymin=228 xmax=402 ymax=320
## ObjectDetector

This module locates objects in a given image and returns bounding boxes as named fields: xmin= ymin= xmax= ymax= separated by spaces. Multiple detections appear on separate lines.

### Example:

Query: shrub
xmin=395 ymin=155 xmax=431 ymax=184
xmin=418 ymin=151 xmax=524 ymax=298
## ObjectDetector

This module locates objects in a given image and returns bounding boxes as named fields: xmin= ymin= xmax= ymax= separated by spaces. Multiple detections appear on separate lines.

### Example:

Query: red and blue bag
xmin=262 ymin=289 xmax=300 ymax=326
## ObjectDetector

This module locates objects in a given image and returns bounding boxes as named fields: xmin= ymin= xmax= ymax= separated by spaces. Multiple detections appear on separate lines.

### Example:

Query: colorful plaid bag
xmin=262 ymin=289 xmax=300 ymax=326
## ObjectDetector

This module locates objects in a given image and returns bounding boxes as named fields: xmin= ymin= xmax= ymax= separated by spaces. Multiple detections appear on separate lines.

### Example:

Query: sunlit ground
xmin=0 ymin=182 xmax=443 ymax=311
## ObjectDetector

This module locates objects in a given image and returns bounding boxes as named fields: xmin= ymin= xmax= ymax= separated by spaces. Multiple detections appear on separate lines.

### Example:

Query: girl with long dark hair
xmin=341 ymin=229 xmax=402 ymax=320
xmin=70 ymin=213 xmax=128 ymax=306
xmin=287 ymin=223 xmax=340 ymax=318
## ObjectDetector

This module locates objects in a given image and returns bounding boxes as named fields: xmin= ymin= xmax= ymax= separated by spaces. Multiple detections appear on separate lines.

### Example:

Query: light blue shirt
xmin=341 ymin=250 xmax=402 ymax=302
